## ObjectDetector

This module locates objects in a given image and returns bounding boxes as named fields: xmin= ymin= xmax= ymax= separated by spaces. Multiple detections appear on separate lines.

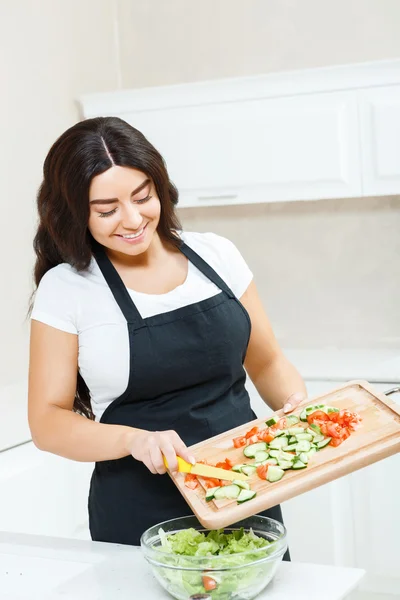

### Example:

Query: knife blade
xmin=164 ymin=456 xmax=248 ymax=481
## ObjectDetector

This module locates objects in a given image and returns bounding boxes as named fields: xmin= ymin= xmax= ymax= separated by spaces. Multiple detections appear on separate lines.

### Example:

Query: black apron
xmin=88 ymin=240 xmax=290 ymax=560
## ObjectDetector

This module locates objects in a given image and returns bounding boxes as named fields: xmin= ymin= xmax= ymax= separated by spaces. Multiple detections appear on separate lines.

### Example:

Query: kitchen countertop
xmin=0 ymin=531 xmax=365 ymax=600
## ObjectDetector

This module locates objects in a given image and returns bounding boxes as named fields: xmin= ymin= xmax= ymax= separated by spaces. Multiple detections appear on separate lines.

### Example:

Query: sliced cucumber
xmin=279 ymin=450 xmax=296 ymax=461
xmin=214 ymin=485 xmax=240 ymax=500
xmin=288 ymin=436 xmax=297 ymax=444
xmin=254 ymin=450 xmax=269 ymax=463
xmin=317 ymin=438 xmax=332 ymax=449
xmin=287 ymin=427 xmax=304 ymax=435
xmin=283 ymin=444 xmax=298 ymax=452
xmin=237 ymin=489 xmax=257 ymax=504
xmin=232 ymin=463 xmax=247 ymax=473
xmin=268 ymin=449 xmax=280 ymax=458
xmin=269 ymin=437 xmax=289 ymax=450
xmin=264 ymin=458 xmax=278 ymax=466
xmin=295 ymin=433 xmax=313 ymax=442
xmin=313 ymin=434 xmax=326 ymax=444
xmin=278 ymin=460 xmax=294 ymax=470
xmin=232 ymin=479 xmax=250 ymax=490
xmin=308 ymin=424 xmax=322 ymax=436
xmin=274 ymin=429 xmax=288 ymax=437
xmin=296 ymin=440 xmax=311 ymax=452
xmin=265 ymin=416 xmax=278 ymax=427
xmin=307 ymin=448 xmax=317 ymax=459
xmin=241 ymin=465 xmax=257 ymax=476
xmin=206 ymin=486 xmax=220 ymax=502
xmin=243 ymin=442 xmax=267 ymax=458
xmin=266 ymin=466 xmax=285 ymax=483
xmin=292 ymin=460 xmax=307 ymax=470
xmin=286 ymin=415 xmax=300 ymax=426
xmin=298 ymin=452 xmax=309 ymax=464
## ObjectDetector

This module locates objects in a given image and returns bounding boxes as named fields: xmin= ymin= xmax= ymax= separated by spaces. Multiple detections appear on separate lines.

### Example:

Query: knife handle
xmin=163 ymin=455 xmax=192 ymax=473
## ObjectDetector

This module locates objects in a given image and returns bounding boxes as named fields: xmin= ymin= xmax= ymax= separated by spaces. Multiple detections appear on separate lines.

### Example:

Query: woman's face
xmin=88 ymin=166 xmax=161 ymax=257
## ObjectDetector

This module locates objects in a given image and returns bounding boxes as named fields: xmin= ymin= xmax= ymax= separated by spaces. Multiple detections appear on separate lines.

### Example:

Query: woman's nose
xmin=120 ymin=204 xmax=143 ymax=230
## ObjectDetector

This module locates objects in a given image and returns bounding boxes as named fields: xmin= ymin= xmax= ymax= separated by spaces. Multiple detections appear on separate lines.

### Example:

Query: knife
xmin=163 ymin=456 xmax=248 ymax=481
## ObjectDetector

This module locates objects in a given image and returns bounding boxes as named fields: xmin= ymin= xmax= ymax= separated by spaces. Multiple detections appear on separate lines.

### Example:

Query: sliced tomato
xmin=256 ymin=464 xmax=269 ymax=480
xmin=327 ymin=421 xmax=344 ymax=438
xmin=329 ymin=437 xmax=343 ymax=447
xmin=202 ymin=575 xmax=217 ymax=591
xmin=245 ymin=426 xmax=259 ymax=439
xmin=215 ymin=459 xmax=232 ymax=471
xmin=202 ymin=477 xmax=221 ymax=489
xmin=257 ymin=429 xmax=275 ymax=444
xmin=233 ymin=435 xmax=247 ymax=448
xmin=184 ymin=473 xmax=199 ymax=490
xmin=307 ymin=410 xmax=330 ymax=424
xmin=247 ymin=434 xmax=260 ymax=445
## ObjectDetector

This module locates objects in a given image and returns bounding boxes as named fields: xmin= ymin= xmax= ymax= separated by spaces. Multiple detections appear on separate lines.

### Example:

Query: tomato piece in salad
xmin=256 ymin=464 xmax=269 ymax=480
xmin=233 ymin=435 xmax=247 ymax=448
xmin=202 ymin=575 xmax=218 ymax=591
xmin=245 ymin=426 xmax=259 ymax=439
xmin=307 ymin=410 xmax=330 ymax=424
xmin=257 ymin=429 xmax=275 ymax=444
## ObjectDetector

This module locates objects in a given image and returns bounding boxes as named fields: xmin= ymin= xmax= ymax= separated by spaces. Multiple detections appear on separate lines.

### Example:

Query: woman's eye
xmin=136 ymin=194 xmax=152 ymax=204
xmin=98 ymin=208 xmax=117 ymax=218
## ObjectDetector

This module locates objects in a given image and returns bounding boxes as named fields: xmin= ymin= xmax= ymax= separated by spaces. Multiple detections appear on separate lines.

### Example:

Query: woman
xmin=28 ymin=116 xmax=307 ymax=552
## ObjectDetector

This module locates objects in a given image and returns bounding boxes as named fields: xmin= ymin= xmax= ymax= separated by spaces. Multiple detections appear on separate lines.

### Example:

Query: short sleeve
xmin=211 ymin=234 xmax=253 ymax=298
xmin=182 ymin=231 xmax=253 ymax=298
xmin=31 ymin=266 xmax=78 ymax=334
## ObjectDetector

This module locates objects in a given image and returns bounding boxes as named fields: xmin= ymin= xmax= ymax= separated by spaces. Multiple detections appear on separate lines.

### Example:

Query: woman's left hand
xmin=283 ymin=391 xmax=307 ymax=414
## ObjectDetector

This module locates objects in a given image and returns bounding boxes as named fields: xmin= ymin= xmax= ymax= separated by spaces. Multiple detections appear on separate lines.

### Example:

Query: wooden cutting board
xmin=168 ymin=380 xmax=400 ymax=530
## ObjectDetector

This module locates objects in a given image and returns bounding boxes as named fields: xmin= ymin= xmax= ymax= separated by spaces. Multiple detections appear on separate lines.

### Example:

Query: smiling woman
xmin=28 ymin=116 xmax=306 ymax=551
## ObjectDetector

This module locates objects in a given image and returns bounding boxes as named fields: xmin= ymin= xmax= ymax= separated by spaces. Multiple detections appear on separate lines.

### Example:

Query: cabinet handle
xmin=197 ymin=193 xmax=238 ymax=202
xmin=384 ymin=387 xmax=400 ymax=396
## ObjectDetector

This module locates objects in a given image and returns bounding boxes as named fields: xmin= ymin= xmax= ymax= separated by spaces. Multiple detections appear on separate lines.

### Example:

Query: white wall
xmin=0 ymin=0 xmax=120 ymax=390
xmin=116 ymin=0 xmax=400 ymax=88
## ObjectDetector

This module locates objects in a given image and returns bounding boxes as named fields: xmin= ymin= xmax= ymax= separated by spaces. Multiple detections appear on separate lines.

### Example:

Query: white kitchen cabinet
xmin=80 ymin=58 xmax=400 ymax=207
xmin=0 ymin=442 xmax=93 ymax=540
xmin=358 ymin=84 xmax=400 ymax=196
xmin=247 ymin=378 xmax=400 ymax=597
xmin=123 ymin=91 xmax=361 ymax=207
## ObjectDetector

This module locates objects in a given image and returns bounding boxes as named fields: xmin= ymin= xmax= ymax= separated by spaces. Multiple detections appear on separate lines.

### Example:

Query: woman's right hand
xmin=127 ymin=429 xmax=196 ymax=475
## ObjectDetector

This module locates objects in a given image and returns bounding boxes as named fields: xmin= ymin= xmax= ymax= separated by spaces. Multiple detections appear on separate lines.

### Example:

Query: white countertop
xmin=284 ymin=348 xmax=400 ymax=383
xmin=0 ymin=531 xmax=365 ymax=600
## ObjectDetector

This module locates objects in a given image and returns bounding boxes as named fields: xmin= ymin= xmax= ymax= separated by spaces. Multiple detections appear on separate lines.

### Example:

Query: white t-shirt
xmin=31 ymin=231 xmax=253 ymax=421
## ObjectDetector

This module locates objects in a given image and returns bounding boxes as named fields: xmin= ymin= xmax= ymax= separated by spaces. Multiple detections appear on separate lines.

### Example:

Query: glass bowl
xmin=140 ymin=514 xmax=287 ymax=600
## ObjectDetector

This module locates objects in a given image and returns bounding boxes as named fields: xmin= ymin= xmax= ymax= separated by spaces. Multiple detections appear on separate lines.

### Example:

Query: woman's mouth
xmin=115 ymin=224 xmax=147 ymax=244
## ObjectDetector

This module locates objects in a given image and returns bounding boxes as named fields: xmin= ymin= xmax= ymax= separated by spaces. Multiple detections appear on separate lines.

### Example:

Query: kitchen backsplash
xmin=178 ymin=195 xmax=400 ymax=350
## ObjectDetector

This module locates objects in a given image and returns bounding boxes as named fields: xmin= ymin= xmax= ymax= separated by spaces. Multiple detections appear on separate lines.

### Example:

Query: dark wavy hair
xmin=31 ymin=116 xmax=182 ymax=419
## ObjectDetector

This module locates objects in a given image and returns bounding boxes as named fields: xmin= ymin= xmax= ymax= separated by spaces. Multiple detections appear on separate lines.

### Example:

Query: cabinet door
xmin=248 ymin=377 xmax=400 ymax=595
xmin=125 ymin=91 xmax=362 ymax=207
xmin=279 ymin=380 xmax=356 ymax=566
xmin=359 ymin=85 xmax=400 ymax=196
xmin=349 ymin=383 xmax=400 ymax=596
xmin=0 ymin=442 xmax=93 ymax=540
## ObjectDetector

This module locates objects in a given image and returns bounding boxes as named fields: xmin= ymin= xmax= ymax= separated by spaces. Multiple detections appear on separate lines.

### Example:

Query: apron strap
xmin=92 ymin=238 xmax=236 ymax=326
xmin=179 ymin=242 xmax=235 ymax=299
xmin=92 ymin=243 xmax=145 ymax=327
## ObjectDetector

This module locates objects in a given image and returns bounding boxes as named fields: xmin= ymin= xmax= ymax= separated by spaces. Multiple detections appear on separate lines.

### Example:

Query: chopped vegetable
xmin=202 ymin=575 xmax=217 ymax=591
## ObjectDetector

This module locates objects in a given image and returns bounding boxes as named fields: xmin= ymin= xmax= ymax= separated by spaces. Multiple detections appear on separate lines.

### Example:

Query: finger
xmin=172 ymin=437 xmax=196 ymax=466
xmin=149 ymin=445 xmax=167 ymax=475
xmin=142 ymin=454 xmax=158 ymax=475
xmin=161 ymin=442 xmax=179 ymax=473
xmin=284 ymin=392 xmax=307 ymax=413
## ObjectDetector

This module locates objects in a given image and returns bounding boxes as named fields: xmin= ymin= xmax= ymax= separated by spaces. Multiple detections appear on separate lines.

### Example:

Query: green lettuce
xmin=154 ymin=527 xmax=279 ymax=600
